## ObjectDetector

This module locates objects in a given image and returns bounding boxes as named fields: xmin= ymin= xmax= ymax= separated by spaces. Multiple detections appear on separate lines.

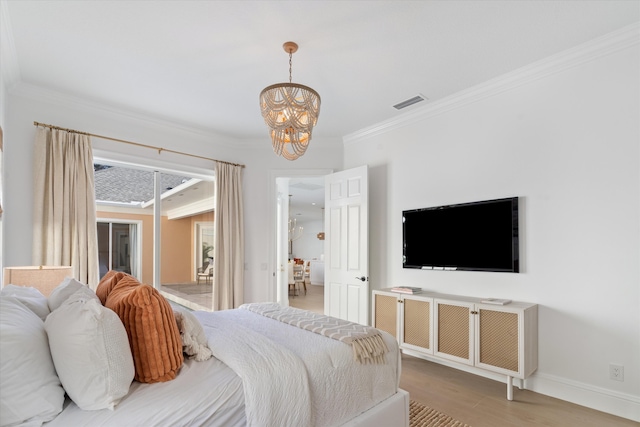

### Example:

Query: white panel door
xmin=324 ymin=165 xmax=369 ymax=325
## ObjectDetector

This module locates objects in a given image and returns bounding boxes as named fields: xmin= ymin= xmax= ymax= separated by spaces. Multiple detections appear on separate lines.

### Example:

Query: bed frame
xmin=341 ymin=389 xmax=410 ymax=427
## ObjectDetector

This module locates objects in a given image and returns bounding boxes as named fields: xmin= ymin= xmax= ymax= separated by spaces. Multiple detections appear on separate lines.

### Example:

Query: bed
xmin=0 ymin=273 xmax=409 ymax=427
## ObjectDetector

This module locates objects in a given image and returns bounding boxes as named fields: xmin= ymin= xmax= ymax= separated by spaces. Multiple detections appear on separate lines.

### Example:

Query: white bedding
xmin=44 ymin=306 xmax=400 ymax=427
xmin=198 ymin=311 xmax=312 ymax=426
xmin=202 ymin=308 xmax=400 ymax=427
xmin=45 ymin=357 xmax=246 ymax=427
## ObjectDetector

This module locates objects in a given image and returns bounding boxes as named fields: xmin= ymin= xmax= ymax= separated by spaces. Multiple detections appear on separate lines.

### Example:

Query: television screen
xmin=402 ymin=197 xmax=519 ymax=273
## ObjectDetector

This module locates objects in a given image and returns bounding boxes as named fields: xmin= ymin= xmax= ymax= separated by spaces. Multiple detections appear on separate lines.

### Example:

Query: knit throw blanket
xmin=240 ymin=303 xmax=389 ymax=364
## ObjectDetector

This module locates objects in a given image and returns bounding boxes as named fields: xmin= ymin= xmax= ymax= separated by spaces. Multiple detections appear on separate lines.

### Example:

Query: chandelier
xmin=288 ymin=217 xmax=304 ymax=242
xmin=287 ymin=194 xmax=304 ymax=241
xmin=260 ymin=41 xmax=321 ymax=161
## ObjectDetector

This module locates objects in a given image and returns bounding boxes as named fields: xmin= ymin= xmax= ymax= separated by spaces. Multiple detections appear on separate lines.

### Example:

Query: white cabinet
xmin=372 ymin=291 xmax=433 ymax=354
xmin=433 ymin=298 xmax=475 ymax=365
xmin=400 ymin=294 xmax=434 ymax=354
xmin=309 ymin=260 xmax=324 ymax=285
xmin=372 ymin=291 xmax=398 ymax=339
xmin=372 ymin=289 xmax=538 ymax=400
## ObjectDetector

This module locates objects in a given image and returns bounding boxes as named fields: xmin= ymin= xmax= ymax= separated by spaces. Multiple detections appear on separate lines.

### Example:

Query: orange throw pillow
xmin=95 ymin=270 xmax=129 ymax=305
xmin=97 ymin=271 xmax=183 ymax=383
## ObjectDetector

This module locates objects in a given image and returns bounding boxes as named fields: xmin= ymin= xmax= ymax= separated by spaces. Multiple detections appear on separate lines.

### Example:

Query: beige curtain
xmin=212 ymin=162 xmax=244 ymax=310
xmin=32 ymin=127 xmax=99 ymax=288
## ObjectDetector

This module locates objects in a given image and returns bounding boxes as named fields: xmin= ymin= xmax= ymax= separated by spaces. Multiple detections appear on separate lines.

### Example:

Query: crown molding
xmin=10 ymin=81 xmax=340 ymax=151
xmin=343 ymin=22 xmax=640 ymax=145
xmin=10 ymin=82 xmax=244 ymax=148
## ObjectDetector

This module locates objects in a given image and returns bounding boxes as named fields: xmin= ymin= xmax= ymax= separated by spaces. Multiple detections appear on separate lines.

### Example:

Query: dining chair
xmin=293 ymin=264 xmax=305 ymax=295
xmin=288 ymin=262 xmax=297 ymax=297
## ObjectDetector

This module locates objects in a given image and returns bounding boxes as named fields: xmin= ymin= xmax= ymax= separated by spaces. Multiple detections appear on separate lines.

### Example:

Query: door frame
xmin=194 ymin=221 xmax=214 ymax=280
xmin=269 ymin=169 xmax=333 ymax=306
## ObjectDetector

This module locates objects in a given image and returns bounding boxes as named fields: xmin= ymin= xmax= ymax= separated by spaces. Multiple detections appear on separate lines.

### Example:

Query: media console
xmin=372 ymin=289 xmax=538 ymax=400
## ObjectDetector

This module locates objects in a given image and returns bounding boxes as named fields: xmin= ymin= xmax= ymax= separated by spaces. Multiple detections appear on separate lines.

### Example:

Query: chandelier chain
xmin=289 ymin=51 xmax=293 ymax=83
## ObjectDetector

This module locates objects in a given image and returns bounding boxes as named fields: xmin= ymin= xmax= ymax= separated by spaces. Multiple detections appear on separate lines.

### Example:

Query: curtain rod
xmin=33 ymin=121 xmax=245 ymax=168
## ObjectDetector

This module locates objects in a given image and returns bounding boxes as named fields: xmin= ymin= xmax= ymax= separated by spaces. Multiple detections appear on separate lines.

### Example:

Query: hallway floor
xmin=289 ymin=283 xmax=324 ymax=314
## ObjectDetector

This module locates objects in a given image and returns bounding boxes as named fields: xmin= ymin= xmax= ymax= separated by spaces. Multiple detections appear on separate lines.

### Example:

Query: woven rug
xmin=410 ymin=400 xmax=472 ymax=427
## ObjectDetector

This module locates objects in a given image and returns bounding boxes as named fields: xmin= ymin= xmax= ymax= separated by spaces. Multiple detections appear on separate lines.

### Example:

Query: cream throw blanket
xmin=240 ymin=303 xmax=389 ymax=364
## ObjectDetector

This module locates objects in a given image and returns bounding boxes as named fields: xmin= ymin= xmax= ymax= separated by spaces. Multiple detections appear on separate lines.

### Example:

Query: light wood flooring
xmin=401 ymin=354 xmax=637 ymax=427
xmin=289 ymin=287 xmax=638 ymax=427
xmin=288 ymin=281 xmax=325 ymax=314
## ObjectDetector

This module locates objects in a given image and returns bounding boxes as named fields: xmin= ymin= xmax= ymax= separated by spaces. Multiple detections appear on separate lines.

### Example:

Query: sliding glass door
xmin=97 ymin=221 xmax=140 ymax=279
xmin=94 ymin=162 xmax=215 ymax=310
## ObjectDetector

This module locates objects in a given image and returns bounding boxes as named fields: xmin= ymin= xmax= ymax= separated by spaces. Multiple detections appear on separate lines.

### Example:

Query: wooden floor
xmin=289 ymin=287 xmax=638 ymax=427
xmin=288 ymin=281 xmax=324 ymax=314
xmin=401 ymin=354 xmax=637 ymax=427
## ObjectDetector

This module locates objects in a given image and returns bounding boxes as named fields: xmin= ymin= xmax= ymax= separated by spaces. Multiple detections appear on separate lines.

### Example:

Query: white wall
xmin=344 ymin=31 xmax=639 ymax=420
xmin=0 ymin=56 xmax=5 ymax=281
xmin=0 ymin=0 xmax=13 ymax=280
xmin=290 ymin=219 xmax=324 ymax=261
xmin=2 ymin=84 xmax=343 ymax=304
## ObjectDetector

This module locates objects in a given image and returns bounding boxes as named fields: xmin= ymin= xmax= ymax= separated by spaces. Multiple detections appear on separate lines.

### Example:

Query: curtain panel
xmin=32 ymin=127 xmax=100 ymax=288
xmin=213 ymin=162 xmax=244 ymax=310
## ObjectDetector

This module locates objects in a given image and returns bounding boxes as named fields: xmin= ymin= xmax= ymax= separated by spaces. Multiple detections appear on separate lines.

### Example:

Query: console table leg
xmin=507 ymin=375 xmax=514 ymax=401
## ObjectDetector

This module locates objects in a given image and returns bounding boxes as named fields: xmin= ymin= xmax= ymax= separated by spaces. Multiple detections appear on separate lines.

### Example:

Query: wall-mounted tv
xmin=403 ymin=197 xmax=519 ymax=273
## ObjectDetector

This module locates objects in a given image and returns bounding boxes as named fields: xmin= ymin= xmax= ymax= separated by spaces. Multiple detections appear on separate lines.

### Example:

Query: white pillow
xmin=0 ymin=285 xmax=50 ymax=320
xmin=44 ymin=289 xmax=135 ymax=411
xmin=173 ymin=308 xmax=212 ymax=362
xmin=48 ymin=277 xmax=97 ymax=312
xmin=0 ymin=296 xmax=65 ymax=427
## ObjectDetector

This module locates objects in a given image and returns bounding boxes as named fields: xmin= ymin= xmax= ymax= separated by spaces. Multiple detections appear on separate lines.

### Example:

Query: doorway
xmin=271 ymin=169 xmax=331 ymax=313
xmin=195 ymin=222 xmax=214 ymax=274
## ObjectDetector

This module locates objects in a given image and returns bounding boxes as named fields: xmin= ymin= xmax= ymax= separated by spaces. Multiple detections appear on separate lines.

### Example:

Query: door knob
xmin=355 ymin=276 xmax=367 ymax=282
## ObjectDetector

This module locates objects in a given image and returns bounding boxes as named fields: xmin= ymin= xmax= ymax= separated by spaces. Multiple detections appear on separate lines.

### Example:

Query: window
xmin=97 ymin=221 xmax=141 ymax=279
xmin=94 ymin=161 xmax=215 ymax=310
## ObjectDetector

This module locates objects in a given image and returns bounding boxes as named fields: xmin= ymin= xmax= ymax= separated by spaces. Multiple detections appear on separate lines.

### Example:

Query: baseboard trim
xmin=402 ymin=349 xmax=640 ymax=422
xmin=527 ymin=373 xmax=640 ymax=423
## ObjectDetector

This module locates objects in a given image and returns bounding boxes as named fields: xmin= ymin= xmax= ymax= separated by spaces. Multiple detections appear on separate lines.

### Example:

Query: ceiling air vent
xmin=393 ymin=95 xmax=427 ymax=110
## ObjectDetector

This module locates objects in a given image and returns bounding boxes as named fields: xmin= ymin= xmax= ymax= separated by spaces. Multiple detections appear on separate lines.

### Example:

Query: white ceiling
xmin=288 ymin=177 xmax=325 ymax=221
xmin=3 ymin=1 xmax=639 ymax=143
xmin=3 ymin=1 xmax=638 ymax=221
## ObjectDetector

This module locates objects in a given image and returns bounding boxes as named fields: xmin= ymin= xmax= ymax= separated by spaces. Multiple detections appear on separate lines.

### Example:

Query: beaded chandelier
xmin=260 ymin=42 xmax=321 ymax=161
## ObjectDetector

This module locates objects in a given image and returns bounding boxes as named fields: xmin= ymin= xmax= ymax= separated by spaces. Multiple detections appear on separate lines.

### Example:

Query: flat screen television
xmin=403 ymin=197 xmax=519 ymax=273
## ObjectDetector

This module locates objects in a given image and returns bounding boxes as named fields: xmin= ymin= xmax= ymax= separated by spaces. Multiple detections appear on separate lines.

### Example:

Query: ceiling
xmin=3 ymin=1 xmax=639 ymax=143
xmin=288 ymin=177 xmax=325 ymax=222
xmin=3 ymin=1 xmax=638 ymax=221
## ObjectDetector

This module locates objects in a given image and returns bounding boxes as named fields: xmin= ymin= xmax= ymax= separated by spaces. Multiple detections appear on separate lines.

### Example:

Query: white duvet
xmin=45 ymin=357 xmax=246 ymax=427
xmin=201 ymin=308 xmax=400 ymax=427
xmin=197 ymin=310 xmax=312 ymax=426
xmin=44 ymin=307 xmax=399 ymax=427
